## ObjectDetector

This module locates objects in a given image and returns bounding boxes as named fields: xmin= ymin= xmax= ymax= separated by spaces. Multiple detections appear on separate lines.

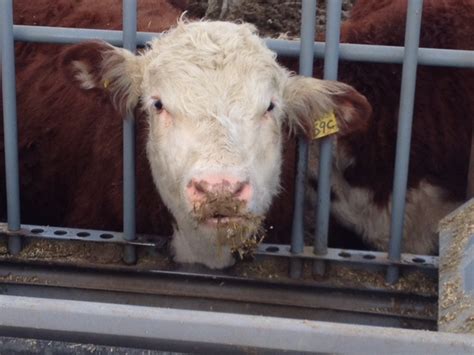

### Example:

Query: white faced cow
xmin=69 ymin=20 xmax=369 ymax=268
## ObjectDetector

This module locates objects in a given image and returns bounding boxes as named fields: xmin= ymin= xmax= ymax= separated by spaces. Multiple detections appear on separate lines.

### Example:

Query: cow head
xmin=64 ymin=20 xmax=370 ymax=268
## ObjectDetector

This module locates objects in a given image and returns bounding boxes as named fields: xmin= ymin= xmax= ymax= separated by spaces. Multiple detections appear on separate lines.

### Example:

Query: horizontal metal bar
xmin=0 ymin=295 xmax=472 ymax=353
xmin=12 ymin=25 xmax=474 ymax=68
xmin=11 ymin=25 xmax=162 ymax=46
xmin=0 ymin=223 xmax=166 ymax=248
xmin=0 ymin=260 xmax=438 ymax=322
xmin=258 ymin=244 xmax=438 ymax=269
xmin=0 ymin=223 xmax=436 ymax=268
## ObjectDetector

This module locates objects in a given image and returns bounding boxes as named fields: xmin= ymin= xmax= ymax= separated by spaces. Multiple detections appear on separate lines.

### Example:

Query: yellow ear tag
xmin=103 ymin=79 xmax=110 ymax=89
xmin=313 ymin=111 xmax=339 ymax=139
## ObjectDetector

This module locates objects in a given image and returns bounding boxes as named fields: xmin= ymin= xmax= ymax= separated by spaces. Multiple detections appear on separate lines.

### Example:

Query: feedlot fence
xmin=1 ymin=0 xmax=474 ymax=353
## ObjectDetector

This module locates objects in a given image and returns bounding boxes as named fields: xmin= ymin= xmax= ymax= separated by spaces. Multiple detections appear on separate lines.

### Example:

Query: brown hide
xmin=332 ymin=0 xmax=474 ymax=207
xmin=1 ymin=0 xmax=183 ymax=237
xmin=279 ymin=0 xmax=473 ymax=247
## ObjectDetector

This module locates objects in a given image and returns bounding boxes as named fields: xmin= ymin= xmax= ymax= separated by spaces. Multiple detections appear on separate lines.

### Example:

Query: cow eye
xmin=267 ymin=102 xmax=275 ymax=112
xmin=154 ymin=100 xmax=163 ymax=111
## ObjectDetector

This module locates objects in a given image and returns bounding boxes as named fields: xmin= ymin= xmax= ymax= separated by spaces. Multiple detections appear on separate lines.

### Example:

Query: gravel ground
xmin=0 ymin=337 xmax=183 ymax=355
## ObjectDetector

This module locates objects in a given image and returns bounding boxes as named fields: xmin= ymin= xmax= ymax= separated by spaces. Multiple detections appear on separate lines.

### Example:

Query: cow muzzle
xmin=186 ymin=174 xmax=253 ymax=226
xmin=186 ymin=174 xmax=265 ymax=258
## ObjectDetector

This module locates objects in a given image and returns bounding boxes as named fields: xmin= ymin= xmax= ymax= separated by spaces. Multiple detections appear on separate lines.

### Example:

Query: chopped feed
xmin=192 ymin=191 xmax=266 ymax=259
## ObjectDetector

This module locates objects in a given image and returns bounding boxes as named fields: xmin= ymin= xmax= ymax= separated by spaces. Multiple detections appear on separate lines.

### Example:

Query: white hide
xmin=306 ymin=141 xmax=460 ymax=254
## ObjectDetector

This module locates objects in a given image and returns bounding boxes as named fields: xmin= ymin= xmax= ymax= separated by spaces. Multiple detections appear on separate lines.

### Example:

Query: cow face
xmin=141 ymin=23 xmax=287 ymax=265
xmin=66 ymin=20 xmax=371 ymax=268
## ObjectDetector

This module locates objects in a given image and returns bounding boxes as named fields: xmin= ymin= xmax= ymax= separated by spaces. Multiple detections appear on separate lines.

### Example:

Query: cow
xmin=303 ymin=0 xmax=474 ymax=255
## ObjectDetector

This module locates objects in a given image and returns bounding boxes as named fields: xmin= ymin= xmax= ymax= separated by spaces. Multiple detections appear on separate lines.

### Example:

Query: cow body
xmin=305 ymin=0 xmax=473 ymax=254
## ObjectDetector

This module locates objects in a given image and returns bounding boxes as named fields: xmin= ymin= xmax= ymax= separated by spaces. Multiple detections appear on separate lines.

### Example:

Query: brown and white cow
xmin=1 ymin=6 xmax=368 ymax=268
xmin=303 ymin=0 xmax=474 ymax=255
xmin=64 ymin=21 xmax=369 ymax=268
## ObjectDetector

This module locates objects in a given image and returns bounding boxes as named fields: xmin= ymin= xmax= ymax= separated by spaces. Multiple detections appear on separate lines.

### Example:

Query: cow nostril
xmin=193 ymin=181 xmax=207 ymax=194
xmin=233 ymin=182 xmax=246 ymax=195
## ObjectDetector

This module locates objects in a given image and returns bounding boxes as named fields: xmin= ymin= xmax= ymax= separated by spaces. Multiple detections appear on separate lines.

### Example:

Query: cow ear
xmin=62 ymin=41 xmax=146 ymax=114
xmin=283 ymin=76 xmax=372 ymax=138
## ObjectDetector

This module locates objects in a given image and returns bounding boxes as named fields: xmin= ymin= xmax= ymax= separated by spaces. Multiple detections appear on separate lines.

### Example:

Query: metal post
xmin=1 ymin=0 xmax=22 ymax=254
xmin=313 ymin=0 xmax=342 ymax=277
xmin=386 ymin=0 xmax=423 ymax=284
xmin=122 ymin=0 xmax=137 ymax=264
xmin=289 ymin=0 xmax=317 ymax=279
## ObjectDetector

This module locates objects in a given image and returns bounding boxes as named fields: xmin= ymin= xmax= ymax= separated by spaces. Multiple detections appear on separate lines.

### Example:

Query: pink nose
xmin=186 ymin=175 xmax=252 ymax=203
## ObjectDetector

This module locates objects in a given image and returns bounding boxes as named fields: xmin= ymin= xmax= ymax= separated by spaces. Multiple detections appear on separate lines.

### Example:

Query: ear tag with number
xmin=313 ymin=111 xmax=339 ymax=139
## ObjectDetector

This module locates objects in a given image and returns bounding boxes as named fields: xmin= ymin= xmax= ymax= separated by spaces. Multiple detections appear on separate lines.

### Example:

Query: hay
xmin=192 ymin=192 xmax=266 ymax=259
xmin=0 ymin=240 xmax=8 ymax=255
xmin=13 ymin=239 xmax=123 ymax=264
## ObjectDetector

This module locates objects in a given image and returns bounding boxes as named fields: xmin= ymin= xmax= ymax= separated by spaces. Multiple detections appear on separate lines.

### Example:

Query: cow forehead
xmin=140 ymin=21 xmax=287 ymax=116
xmin=149 ymin=21 xmax=278 ymax=65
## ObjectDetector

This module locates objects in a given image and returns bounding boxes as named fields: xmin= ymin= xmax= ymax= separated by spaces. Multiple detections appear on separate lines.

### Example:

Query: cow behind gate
xmin=304 ymin=0 xmax=474 ymax=254
xmin=1 ymin=0 xmax=472 ymax=269
xmin=1 ymin=16 xmax=370 ymax=268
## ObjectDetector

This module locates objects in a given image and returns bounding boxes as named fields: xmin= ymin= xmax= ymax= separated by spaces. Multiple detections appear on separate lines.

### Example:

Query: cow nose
xmin=187 ymin=175 xmax=252 ymax=203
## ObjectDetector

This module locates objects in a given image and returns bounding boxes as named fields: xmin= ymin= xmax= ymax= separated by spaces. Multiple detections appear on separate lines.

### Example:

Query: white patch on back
xmin=308 ymin=142 xmax=461 ymax=254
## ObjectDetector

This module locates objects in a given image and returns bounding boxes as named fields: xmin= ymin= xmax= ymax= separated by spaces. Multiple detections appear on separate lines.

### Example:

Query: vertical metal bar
xmin=289 ymin=0 xmax=317 ymax=279
xmin=1 ymin=0 xmax=22 ymax=254
xmin=312 ymin=0 xmax=342 ymax=277
xmin=122 ymin=0 xmax=137 ymax=264
xmin=386 ymin=0 xmax=423 ymax=284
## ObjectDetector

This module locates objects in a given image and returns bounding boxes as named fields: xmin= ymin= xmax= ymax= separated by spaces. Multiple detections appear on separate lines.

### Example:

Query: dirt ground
xmin=187 ymin=0 xmax=356 ymax=38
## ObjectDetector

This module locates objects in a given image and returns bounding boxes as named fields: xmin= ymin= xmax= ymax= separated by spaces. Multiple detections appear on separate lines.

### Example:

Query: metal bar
xmin=0 ymin=222 xmax=437 ymax=269
xmin=313 ymin=0 xmax=342 ymax=277
xmin=12 ymin=25 xmax=474 ymax=68
xmin=0 ymin=221 xmax=437 ymax=269
xmin=259 ymin=244 xmax=438 ymax=269
xmin=268 ymin=41 xmax=474 ymax=68
xmin=289 ymin=0 xmax=317 ymax=279
xmin=0 ymin=262 xmax=438 ymax=320
xmin=386 ymin=0 xmax=424 ymax=284
xmin=0 ymin=222 xmax=167 ymax=247
xmin=0 ymin=295 xmax=472 ymax=354
xmin=1 ymin=0 xmax=22 ymax=254
xmin=122 ymin=0 xmax=137 ymax=264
